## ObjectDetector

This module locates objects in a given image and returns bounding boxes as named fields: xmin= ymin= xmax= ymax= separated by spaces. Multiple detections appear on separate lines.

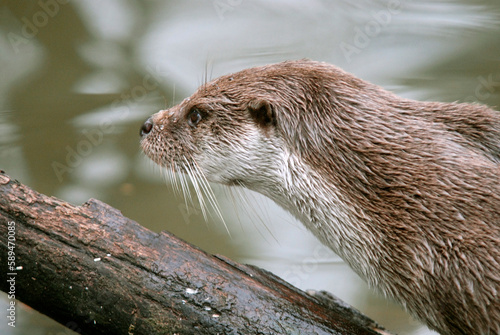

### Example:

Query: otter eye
xmin=187 ymin=109 xmax=202 ymax=127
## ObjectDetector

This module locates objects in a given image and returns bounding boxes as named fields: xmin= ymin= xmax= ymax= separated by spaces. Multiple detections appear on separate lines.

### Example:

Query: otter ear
xmin=247 ymin=99 xmax=276 ymax=128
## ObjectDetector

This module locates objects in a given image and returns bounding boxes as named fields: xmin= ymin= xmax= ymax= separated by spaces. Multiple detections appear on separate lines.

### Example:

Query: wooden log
xmin=0 ymin=172 xmax=388 ymax=334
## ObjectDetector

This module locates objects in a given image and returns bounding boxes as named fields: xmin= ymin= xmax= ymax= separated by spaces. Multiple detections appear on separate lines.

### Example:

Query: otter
xmin=139 ymin=60 xmax=500 ymax=334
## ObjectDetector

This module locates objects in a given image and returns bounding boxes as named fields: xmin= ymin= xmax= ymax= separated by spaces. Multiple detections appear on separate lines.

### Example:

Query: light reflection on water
xmin=1 ymin=1 xmax=499 ymax=334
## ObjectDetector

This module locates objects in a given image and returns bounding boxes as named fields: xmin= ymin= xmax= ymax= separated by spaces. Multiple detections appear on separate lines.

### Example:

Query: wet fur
xmin=141 ymin=60 xmax=500 ymax=334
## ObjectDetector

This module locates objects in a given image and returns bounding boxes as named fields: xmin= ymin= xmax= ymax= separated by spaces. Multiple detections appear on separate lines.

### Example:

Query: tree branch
xmin=0 ymin=172 xmax=387 ymax=334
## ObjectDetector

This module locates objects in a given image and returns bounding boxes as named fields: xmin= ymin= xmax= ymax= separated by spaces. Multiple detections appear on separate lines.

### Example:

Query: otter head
xmin=139 ymin=66 xmax=290 ymax=192
xmin=139 ymin=60 xmax=358 ymax=197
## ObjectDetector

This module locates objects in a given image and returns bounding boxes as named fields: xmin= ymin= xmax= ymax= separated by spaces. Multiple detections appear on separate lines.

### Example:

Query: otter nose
xmin=140 ymin=117 xmax=153 ymax=137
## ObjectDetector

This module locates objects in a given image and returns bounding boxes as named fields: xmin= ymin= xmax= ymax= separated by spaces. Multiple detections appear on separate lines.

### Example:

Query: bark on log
xmin=0 ymin=172 xmax=387 ymax=335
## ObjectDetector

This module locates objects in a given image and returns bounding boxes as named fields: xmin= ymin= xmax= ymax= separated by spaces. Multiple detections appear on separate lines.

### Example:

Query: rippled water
xmin=1 ymin=1 xmax=499 ymax=334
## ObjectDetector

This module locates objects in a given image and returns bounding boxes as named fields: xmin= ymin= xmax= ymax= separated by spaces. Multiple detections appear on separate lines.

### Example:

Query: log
xmin=0 ymin=171 xmax=388 ymax=334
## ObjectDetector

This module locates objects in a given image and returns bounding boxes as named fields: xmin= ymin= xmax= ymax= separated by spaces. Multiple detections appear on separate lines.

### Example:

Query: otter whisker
xmin=229 ymin=182 xmax=278 ymax=244
xmin=178 ymin=163 xmax=194 ymax=214
xmin=183 ymin=157 xmax=209 ymax=223
xmin=171 ymin=162 xmax=182 ymax=198
xmin=191 ymin=159 xmax=231 ymax=237
xmin=160 ymin=166 xmax=170 ymax=189
xmin=162 ymin=163 xmax=176 ymax=197
xmin=149 ymin=159 xmax=162 ymax=184
xmin=166 ymin=159 xmax=177 ymax=195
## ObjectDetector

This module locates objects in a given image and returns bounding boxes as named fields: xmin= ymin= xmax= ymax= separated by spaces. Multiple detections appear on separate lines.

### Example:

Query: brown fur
xmin=141 ymin=60 xmax=500 ymax=334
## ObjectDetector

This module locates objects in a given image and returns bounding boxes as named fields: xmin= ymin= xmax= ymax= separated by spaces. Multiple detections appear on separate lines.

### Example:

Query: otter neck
xmin=245 ymin=149 xmax=384 ymax=285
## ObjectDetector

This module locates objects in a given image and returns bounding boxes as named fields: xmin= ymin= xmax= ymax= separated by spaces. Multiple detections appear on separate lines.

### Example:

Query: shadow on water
xmin=1 ymin=1 xmax=499 ymax=334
